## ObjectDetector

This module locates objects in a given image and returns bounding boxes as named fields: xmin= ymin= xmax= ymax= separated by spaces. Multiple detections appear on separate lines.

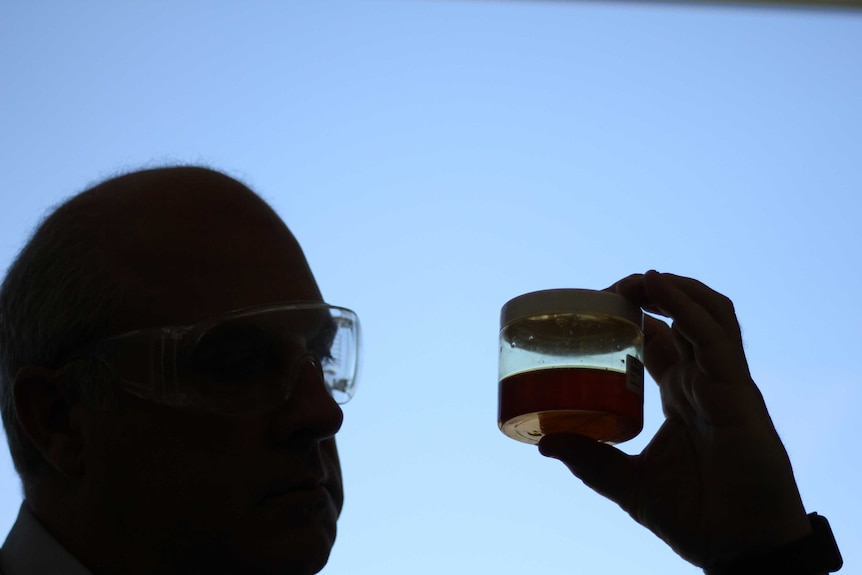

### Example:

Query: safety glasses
xmin=59 ymin=303 xmax=360 ymax=415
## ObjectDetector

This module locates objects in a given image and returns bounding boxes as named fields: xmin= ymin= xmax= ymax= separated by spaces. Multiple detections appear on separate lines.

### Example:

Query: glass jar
xmin=498 ymin=289 xmax=644 ymax=445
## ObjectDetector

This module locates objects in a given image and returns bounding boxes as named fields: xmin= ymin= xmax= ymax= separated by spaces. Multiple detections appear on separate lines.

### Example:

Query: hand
xmin=539 ymin=271 xmax=811 ymax=567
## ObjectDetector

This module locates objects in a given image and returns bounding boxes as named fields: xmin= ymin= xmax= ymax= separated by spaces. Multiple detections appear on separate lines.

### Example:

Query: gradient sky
xmin=1 ymin=2 xmax=861 ymax=573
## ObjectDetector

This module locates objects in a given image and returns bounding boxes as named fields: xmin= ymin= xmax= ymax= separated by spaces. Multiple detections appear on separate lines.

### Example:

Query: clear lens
xmin=73 ymin=303 xmax=361 ymax=413
xmin=179 ymin=304 xmax=360 ymax=411
xmin=320 ymin=308 xmax=360 ymax=404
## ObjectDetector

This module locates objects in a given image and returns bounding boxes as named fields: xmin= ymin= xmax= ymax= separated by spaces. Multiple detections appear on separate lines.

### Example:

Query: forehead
xmin=83 ymin=168 xmax=322 ymax=329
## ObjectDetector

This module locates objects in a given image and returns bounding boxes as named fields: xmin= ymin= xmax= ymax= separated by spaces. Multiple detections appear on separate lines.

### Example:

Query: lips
xmin=265 ymin=484 xmax=333 ymax=509
xmin=256 ymin=444 xmax=343 ymax=515
xmin=254 ymin=484 xmax=338 ymax=535
xmin=259 ymin=474 xmax=328 ymax=502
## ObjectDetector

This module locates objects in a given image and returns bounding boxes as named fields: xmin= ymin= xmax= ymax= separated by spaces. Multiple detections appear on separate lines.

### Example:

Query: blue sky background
xmin=1 ymin=1 xmax=860 ymax=573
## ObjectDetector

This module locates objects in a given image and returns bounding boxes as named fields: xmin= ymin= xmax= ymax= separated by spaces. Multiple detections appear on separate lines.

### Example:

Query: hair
xmin=0 ymin=188 xmax=129 ymax=486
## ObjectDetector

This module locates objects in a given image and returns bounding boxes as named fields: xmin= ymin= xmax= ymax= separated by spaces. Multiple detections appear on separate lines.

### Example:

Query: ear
xmin=13 ymin=366 xmax=86 ymax=477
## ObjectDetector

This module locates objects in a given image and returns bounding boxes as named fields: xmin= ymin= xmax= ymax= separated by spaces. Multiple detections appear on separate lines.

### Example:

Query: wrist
xmin=703 ymin=513 xmax=842 ymax=575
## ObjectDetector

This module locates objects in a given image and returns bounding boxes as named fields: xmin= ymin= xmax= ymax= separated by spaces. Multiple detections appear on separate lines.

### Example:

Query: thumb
xmin=539 ymin=434 xmax=639 ymax=515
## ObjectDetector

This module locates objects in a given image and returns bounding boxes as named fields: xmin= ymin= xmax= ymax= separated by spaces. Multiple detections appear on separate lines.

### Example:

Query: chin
xmin=230 ymin=510 xmax=339 ymax=575
xmin=275 ymin=525 xmax=337 ymax=575
xmin=209 ymin=529 xmax=336 ymax=575
xmin=214 ymin=479 xmax=342 ymax=575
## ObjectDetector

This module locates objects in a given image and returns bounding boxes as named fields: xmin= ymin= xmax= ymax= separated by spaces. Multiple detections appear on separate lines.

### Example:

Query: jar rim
xmin=500 ymin=288 xmax=643 ymax=328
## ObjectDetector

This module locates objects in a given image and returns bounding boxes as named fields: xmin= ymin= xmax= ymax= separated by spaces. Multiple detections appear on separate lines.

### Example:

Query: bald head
xmin=58 ymin=166 xmax=320 ymax=329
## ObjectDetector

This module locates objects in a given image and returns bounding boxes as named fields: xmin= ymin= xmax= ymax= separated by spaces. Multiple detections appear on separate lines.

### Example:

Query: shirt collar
xmin=1 ymin=503 xmax=93 ymax=575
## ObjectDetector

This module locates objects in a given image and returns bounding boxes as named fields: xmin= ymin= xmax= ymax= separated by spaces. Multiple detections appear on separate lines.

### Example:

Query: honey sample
xmin=498 ymin=365 xmax=643 ymax=444
xmin=498 ymin=289 xmax=644 ymax=445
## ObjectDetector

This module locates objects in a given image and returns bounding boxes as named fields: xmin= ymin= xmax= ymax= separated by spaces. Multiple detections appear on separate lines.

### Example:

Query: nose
xmin=269 ymin=356 xmax=344 ymax=445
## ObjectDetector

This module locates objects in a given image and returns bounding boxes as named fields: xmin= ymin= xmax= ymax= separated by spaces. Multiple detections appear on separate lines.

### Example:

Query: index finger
xmin=642 ymin=272 xmax=744 ymax=349
xmin=608 ymin=270 xmax=751 ymax=380
xmin=609 ymin=272 xmax=742 ymax=344
xmin=605 ymin=273 xmax=660 ymax=315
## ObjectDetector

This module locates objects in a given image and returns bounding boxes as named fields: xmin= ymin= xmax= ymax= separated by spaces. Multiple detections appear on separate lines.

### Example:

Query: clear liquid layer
xmin=499 ymin=313 xmax=643 ymax=378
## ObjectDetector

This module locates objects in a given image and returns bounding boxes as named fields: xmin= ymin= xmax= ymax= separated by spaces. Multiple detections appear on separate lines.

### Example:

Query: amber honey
xmin=498 ymin=366 xmax=643 ymax=444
